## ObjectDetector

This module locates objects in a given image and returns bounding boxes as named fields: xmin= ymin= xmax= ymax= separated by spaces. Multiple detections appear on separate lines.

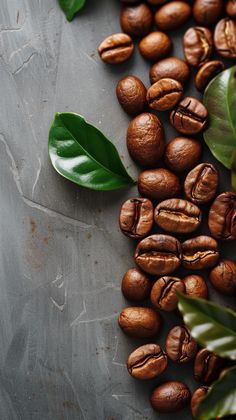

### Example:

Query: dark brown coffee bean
xmin=138 ymin=168 xmax=181 ymax=201
xmin=208 ymin=192 xmax=236 ymax=240
xmin=155 ymin=198 xmax=202 ymax=234
xmin=194 ymin=348 xmax=224 ymax=384
xmin=164 ymin=137 xmax=202 ymax=173
xmin=209 ymin=259 xmax=236 ymax=295
xmin=150 ymin=381 xmax=191 ymax=412
xmin=118 ymin=306 xmax=161 ymax=338
xmin=147 ymin=78 xmax=183 ymax=111
xmin=226 ymin=0 xmax=236 ymax=18
xmin=139 ymin=32 xmax=172 ymax=62
xmin=184 ymin=163 xmax=219 ymax=205
xmin=170 ymin=97 xmax=208 ymax=135
xmin=166 ymin=325 xmax=197 ymax=363
xmin=122 ymin=268 xmax=152 ymax=301
xmin=154 ymin=1 xmax=191 ymax=31
xmin=119 ymin=198 xmax=153 ymax=239
xmin=183 ymin=275 xmax=208 ymax=299
xmin=127 ymin=113 xmax=165 ymax=167
xmin=127 ymin=344 xmax=168 ymax=379
xmin=191 ymin=386 xmax=209 ymax=418
xmin=98 ymin=33 xmax=134 ymax=64
xmin=193 ymin=0 xmax=223 ymax=26
xmin=150 ymin=57 xmax=190 ymax=86
xmin=151 ymin=276 xmax=185 ymax=311
xmin=135 ymin=234 xmax=182 ymax=276
xmin=182 ymin=235 xmax=219 ymax=270
xmin=183 ymin=27 xmax=213 ymax=67
xmin=120 ymin=3 xmax=153 ymax=37
xmin=195 ymin=60 xmax=225 ymax=92
xmin=214 ymin=18 xmax=236 ymax=59
xmin=116 ymin=76 xmax=147 ymax=115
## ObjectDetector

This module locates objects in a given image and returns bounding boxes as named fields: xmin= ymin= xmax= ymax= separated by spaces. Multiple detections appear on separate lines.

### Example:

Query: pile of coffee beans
xmin=97 ymin=0 xmax=236 ymax=416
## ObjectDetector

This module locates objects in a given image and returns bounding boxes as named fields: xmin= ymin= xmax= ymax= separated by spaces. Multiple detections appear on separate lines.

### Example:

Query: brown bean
xmin=164 ymin=137 xmax=202 ymax=173
xmin=149 ymin=57 xmax=190 ymax=85
xmin=139 ymin=32 xmax=172 ymax=62
xmin=195 ymin=60 xmax=225 ymax=92
xmin=120 ymin=3 xmax=153 ymax=37
xmin=155 ymin=1 xmax=192 ymax=31
xmin=116 ymin=76 xmax=147 ymax=115
xmin=118 ymin=306 xmax=161 ymax=338
xmin=147 ymin=78 xmax=183 ymax=111
xmin=138 ymin=168 xmax=181 ymax=201
xmin=127 ymin=344 xmax=168 ymax=380
xmin=98 ymin=33 xmax=134 ymax=64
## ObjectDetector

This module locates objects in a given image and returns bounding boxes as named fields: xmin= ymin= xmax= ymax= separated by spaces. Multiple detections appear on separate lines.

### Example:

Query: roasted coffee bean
xmin=151 ymin=276 xmax=185 ymax=311
xmin=193 ymin=0 xmax=223 ymax=26
xmin=195 ymin=60 xmax=225 ymax=92
xmin=118 ymin=306 xmax=161 ymax=338
xmin=191 ymin=386 xmax=209 ymax=418
xmin=154 ymin=1 xmax=191 ymax=31
xmin=147 ymin=78 xmax=183 ymax=111
xmin=120 ymin=3 xmax=153 ymax=37
xmin=166 ymin=325 xmax=197 ymax=363
xmin=116 ymin=76 xmax=147 ymax=115
xmin=119 ymin=198 xmax=153 ymax=239
xmin=135 ymin=234 xmax=182 ymax=276
xmin=139 ymin=32 xmax=172 ymax=62
xmin=170 ymin=97 xmax=208 ymax=135
xmin=209 ymin=259 xmax=236 ymax=295
xmin=226 ymin=0 xmax=236 ymax=18
xmin=183 ymin=27 xmax=213 ymax=67
xmin=214 ymin=18 xmax=236 ymax=59
xmin=149 ymin=57 xmax=190 ymax=86
xmin=154 ymin=198 xmax=202 ymax=234
xmin=150 ymin=381 xmax=191 ymax=412
xmin=127 ymin=113 xmax=165 ymax=167
xmin=184 ymin=163 xmax=219 ymax=205
xmin=208 ymin=192 xmax=236 ymax=240
xmin=127 ymin=344 xmax=168 ymax=379
xmin=138 ymin=168 xmax=181 ymax=201
xmin=164 ymin=137 xmax=202 ymax=173
xmin=122 ymin=268 xmax=152 ymax=301
xmin=194 ymin=348 xmax=223 ymax=384
xmin=98 ymin=33 xmax=134 ymax=64
xmin=183 ymin=275 xmax=208 ymax=299
xmin=182 ymin=235 xmax=219 ymax=270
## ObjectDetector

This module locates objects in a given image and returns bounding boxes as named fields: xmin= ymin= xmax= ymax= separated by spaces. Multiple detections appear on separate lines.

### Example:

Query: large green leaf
xmin=178 ymin=293 xmax=236 ymax=360
xmin=203 ymin=65 xmax=236 ymax=169
xmin=48 ymin=113 xmax=135 ymax=191
xmin=196 ymin=366 xmax=236 ymax=420
xmin=58 ymin=0 xmax=86 ymax=21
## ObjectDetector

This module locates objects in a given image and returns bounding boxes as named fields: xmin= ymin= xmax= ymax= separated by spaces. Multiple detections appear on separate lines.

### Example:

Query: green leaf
xmin=196 ymin=366 xmax=236 ymax=420
xmin=203 ymin=65 xmax=236 ymax=169
xmin=177 ymin=293 xmax=236 ymax=360
xmin=48 ymin=113 xmax=135 ymax=191
xmin=58 ymin=0 xmax=86 ymax=21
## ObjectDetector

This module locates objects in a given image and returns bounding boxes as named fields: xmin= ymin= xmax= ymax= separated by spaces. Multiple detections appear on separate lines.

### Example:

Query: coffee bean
xmin=150 ymin=57 xmax=190 ymax=85
xmin=183 ymin=275 xmax=208 ymax=299
xmin=139 ymin=32 xmax=172 ymax=62
xmin=191 ymin=386 xmax=209 ymax=418
xmin=208 ymin=192 xmax=236 ymax=240
xmin=166 ymin=325 xmax=197 ymax=363
xmin=135 ymin=234 xmax=182 ymax=276
xmin=120 ymin=3 xmax=153 ymax=37
xmin=119 ymin=198 xmax=154 ymax=239
xmin=127 ymin=344 xmax=168 ymax=379
xmin=147 ymin=78 xmax=183 ymax=111
xmin=116 ymin=76 xmax=147 ymax=115
xmin=127 ymin=113 xmax=165 ymax=167
xmin=151 ymin=381 xmax=191 ymax=412
xmin=154 ymin=1 xmax=191 ymax=31
xmin=193 ymin=0 xmax=223 ymax=26
xmin=154 ymin=198 xmax=202 ymax=234
xmin=226 ymin=0 xmax=236 ymax=18
xmin=118 ymin=306 xmax=161 ymax=337
xmin=122 ymin=268 xmax=152 ymax=301
xmin=170 ymin=97 xmax=208 ymax=135
xmin=214 ymin=18 xmax=236 ymax=59
xmin=209 ymin=259 xmax=236 ymax=295
xmin=150 ymin=276 xmax=185 ymax=311
xmin=182 ymin=235 xmax=219 ymax=270
xmin=98 ymin=33 xmax=134 ymax=64
xmin=195 ymin=60 xmax=225 ymax=92
xmin=183 ymin=27 xmax=213 ymax=67
xmin=138 ymin=168 xmax=181 ymax=201
xmin=184 ymin=163 xmax=219 ymax=204
xmin=164 ymin=137 xmax=202 ymax=173
xmin=194 ymin=348 xmax=223 ymax=384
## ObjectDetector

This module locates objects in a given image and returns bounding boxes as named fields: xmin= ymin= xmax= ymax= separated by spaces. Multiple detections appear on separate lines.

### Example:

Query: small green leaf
xmin=58 ymin=0 xmax=86 ymax=21
xmin=48 ymin=112 xmax=135 ymax=191
xmin=196 ymin=366 xmax=236 ymax=420
xmin=177 ymin=293 xmax=236 ymax=360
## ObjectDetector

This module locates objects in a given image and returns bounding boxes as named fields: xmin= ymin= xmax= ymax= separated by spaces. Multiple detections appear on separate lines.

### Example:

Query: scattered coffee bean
xmin=183 ymin=275 xmax=208 ymax=299
xmin=194 ymin=348 xmax=223 ymax=384
xmin=166 ymin=325 xmax=197 ymax=363
xmin=195 ymin=60 xmax=225 ymax=92
xmin=208 ymin=192 xmax=236 ymax=240
xmin=116 ymin=76 xmax=147 ymax=115
xmin=183 ymin=27 xmax=213 ymax=67
xmin=193 ymin=0 xmax=223 ymax=26
xmin=214 ymin=18 xmax=236 ymax=59
xmin=170 ymin=97 xmax=208 ymax=135
xmin=150 ymin=381 xmax=191 ymax=412
xmin=120 ymin=3 xmax=153 ymax=37
xmin=122 ymin=268 xmax=152 ymax=301
xmin=164 ymin=137 xmax=202 ymax=173
xmin=184 ymin=163 xmax=219 ymax=205
xmin=154 ymin=1 xmax=192 ymax=31
xmin=147 ymin=78 xmax=183 ymax=111
xmin=191 ymin=386 xmax=209 ymax=418
xmin=209 ymin=259 xmax=236 ymax=295
xmin=119 ymin=198 xmax=153 ymax=239
xmin=127 ymin=344 xmax=168 ymax=379
xmin=98 ymin=33 xmax=134 ymax=64
xmin=149 ymin=57 xmax=190 ymax=86
xmin=151 ymin=276 xmax=185 ymax=311
xmin=138 ymin=168 xmax=181 ymax=201
xmin=139 ymin=31 xmax=172 ymax=62
xmin=135 ymin=234 xmax=182 ymax=276
xmin=226 ymin=0 xmax=236 ymax=18
xmin=118 ymin=306 xmax=161 ymax=338
xmin=182 ymin=235 xmax=219 ymax=270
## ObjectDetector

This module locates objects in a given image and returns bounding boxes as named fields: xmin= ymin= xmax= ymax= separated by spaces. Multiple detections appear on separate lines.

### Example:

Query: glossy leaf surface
xmin=58 ymin=0 xmax=86 ymax=21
